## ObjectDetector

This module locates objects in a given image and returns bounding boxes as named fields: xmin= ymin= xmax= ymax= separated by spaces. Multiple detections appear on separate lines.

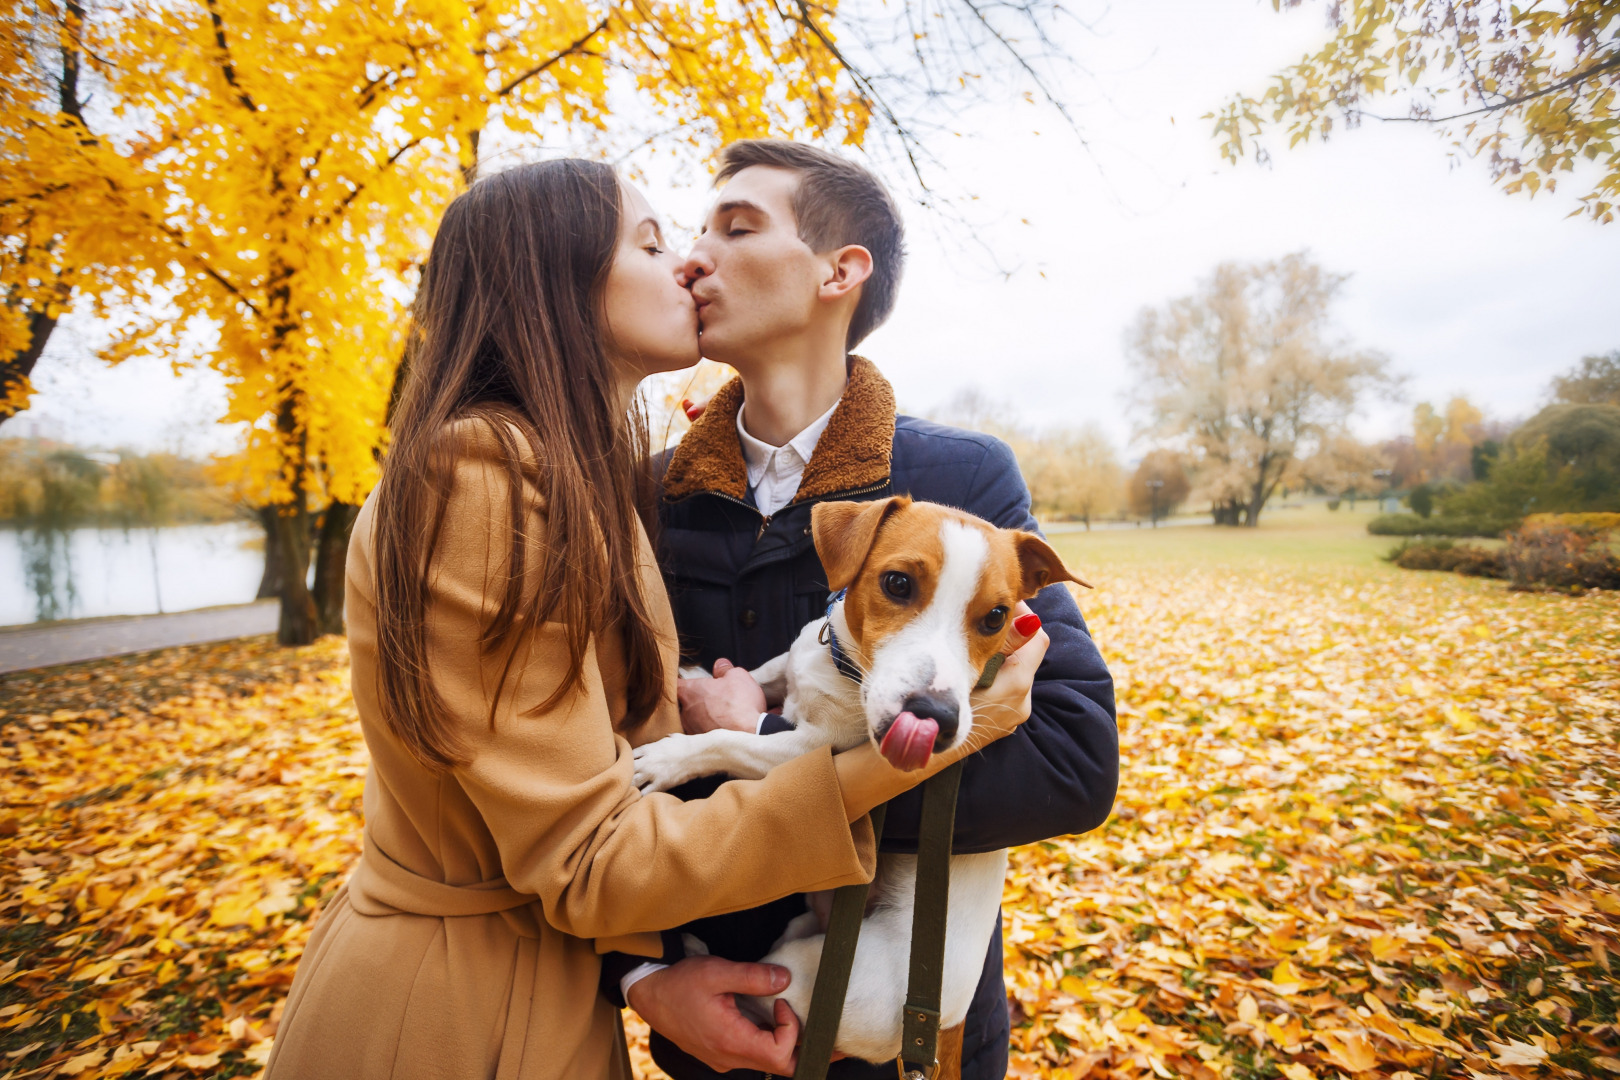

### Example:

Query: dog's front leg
xmin=749 ymin=652 xmax=791 ymax=707
xmin=631 ymin=725 xmax=829 ymax=794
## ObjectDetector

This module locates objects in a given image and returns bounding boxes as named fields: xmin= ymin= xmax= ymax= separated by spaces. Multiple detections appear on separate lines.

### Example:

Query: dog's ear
xmin=1014 ymin=531 xmax=1091 ymax=596
xmin=813 ymin=497 xmax=909 ymax=592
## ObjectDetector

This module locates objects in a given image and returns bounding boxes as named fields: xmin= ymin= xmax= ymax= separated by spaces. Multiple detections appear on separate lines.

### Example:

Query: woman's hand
xmin=833 ymin=602 xmax=1049 ymax=821
xmin=940 ymin=600 xmax=1047 ymax=761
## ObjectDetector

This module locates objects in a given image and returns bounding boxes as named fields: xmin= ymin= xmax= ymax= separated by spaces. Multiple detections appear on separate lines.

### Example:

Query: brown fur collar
xmin=661 ymin=355 xmax=896 ymax=505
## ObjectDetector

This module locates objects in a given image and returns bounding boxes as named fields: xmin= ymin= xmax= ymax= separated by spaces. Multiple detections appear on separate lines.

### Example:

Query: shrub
xmin=1523 ymin=512 xmax=1620 ymax=533
xmin=1326 ymin=498 xmax=1341 ymax=511
xmin=1407 ymin=484 xmax=1435 ymax=518
xmin=1367 ymin=514 xmax=1510 ymax=538
xmin=1501 ymin=524 xmax=1620 ymax=592
xmin=1385 ymin=539 xmax=1506 ymax=578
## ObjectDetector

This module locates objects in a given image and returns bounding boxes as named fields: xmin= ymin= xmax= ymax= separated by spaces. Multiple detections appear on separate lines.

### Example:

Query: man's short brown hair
xmin=716 ymin=139 xmax=905 ymax=349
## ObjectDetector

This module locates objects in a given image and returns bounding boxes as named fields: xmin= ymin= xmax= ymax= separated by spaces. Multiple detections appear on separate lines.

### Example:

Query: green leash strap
xmin=794 ymin=801 xmax=888 ymax=1080
xmin=898 ymin=760 xmax=963 ymax=1079
xmin=792 ymin=762 xmax=964 ymax=1080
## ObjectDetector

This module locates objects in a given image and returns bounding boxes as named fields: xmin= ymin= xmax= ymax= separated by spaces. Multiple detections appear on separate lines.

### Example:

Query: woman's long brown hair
xmin=371 ymin=159 xmax=665 ymax=770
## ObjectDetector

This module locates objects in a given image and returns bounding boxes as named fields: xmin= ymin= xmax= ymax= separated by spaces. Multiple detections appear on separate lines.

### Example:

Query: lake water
xmin=0 ymin=522 xmax=265 ymax=626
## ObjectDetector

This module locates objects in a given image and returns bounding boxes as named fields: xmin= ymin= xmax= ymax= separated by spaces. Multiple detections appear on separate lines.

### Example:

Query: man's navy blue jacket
xmin=641 ymin=358 xmax=1118 ymax=1079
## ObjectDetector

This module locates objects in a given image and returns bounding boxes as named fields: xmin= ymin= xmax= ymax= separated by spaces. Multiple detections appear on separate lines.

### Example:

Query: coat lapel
xmin=661 ymin=356 xmax=896 ymax=505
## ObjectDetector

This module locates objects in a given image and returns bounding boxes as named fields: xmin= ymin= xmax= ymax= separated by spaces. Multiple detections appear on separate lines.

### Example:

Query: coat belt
xmin=345 ymin=831 xmax=666 ymax=958
xmin=347 ymin=830 xmax=536 ymax=918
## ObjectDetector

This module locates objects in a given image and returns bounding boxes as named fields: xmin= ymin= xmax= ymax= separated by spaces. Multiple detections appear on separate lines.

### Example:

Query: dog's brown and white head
xmin=811 ymin=496 xmax=1088 ymax=770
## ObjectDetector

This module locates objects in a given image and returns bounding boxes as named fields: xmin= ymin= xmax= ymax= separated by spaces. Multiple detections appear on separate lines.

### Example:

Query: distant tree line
xmin=0 ymin=439 xmax=239 ymax=620
xmin=1368 ymin=355 xmax=1620 ymax=538
xmin=941 ymin=252 xmax=1615 ymax=537
xmin=0 ymin=439 xmax=239 ymax=527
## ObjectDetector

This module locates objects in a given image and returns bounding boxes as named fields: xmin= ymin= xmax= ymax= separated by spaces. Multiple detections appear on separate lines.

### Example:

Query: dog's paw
xmin=632 ymin=735 xmax=699 ymax=793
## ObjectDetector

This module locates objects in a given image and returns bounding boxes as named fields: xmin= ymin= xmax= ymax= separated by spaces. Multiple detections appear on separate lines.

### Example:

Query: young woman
xmin=263 ymin=160 xmax=1042 ymax=1079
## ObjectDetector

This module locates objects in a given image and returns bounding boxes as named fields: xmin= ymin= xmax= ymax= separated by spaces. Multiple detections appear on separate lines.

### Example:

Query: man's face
xmin=683 ymin=166 xmax=825 ymax=368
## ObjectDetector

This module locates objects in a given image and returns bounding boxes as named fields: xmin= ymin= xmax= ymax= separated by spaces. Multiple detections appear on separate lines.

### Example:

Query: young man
xmin=617 ymin=141 xmax=1119 ymax=1078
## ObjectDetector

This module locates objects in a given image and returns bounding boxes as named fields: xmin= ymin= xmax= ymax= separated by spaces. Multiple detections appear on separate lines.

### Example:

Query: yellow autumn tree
xmin=15 ymin=0 xmax=1081 ymax=643
xmin=0 ymin=0 xmax=173 ymax=424
xmin=1211 ymin=0 xmax=1620 ymax=222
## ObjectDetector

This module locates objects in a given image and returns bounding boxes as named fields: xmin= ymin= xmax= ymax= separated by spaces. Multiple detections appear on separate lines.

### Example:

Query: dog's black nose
xmin=901 ymin=693 xmax=959 ymax=746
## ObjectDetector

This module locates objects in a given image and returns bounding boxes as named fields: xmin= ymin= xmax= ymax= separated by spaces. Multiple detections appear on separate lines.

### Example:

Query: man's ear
xmin=813 ymin=496 xmax=908 ymax=592
xmin=818 ymin=245 xmax=873 ymax=303
xmin=1014 ymin=531 xmax=1091 ymax=597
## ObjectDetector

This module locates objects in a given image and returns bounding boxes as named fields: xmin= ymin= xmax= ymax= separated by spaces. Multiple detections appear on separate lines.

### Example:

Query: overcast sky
xmin=13 ymin=0 xmax=1620 ymax=459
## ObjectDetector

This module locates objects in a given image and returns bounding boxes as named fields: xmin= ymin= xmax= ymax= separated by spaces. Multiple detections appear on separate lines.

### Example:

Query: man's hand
xmin=677 ymin=659 xmax=767 ymax=734
xmin=625 ymin=955 xmax=800 ymax=1074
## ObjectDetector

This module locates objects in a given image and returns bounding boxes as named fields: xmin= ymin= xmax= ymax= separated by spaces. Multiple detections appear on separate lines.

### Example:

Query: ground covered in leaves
xmin=0 ymin=559 xmax=1616 ymax=1079
xmin=1000 ymin=563 xmax=1620 ymax=1080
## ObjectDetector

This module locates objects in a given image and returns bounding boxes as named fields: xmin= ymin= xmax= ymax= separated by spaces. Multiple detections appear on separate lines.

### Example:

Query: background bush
xmin=1367 ymin=514 xmax=1511 ymax=537
xmin=1385 ymin=539 xmax=1506 ymax=578
xmin=1501 ymin=523 xmax=1620 ymax=592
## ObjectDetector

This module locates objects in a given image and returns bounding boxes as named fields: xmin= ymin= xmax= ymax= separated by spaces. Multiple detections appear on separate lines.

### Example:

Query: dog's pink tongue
xmin=880 ymin=711 xmax=938 ymax=772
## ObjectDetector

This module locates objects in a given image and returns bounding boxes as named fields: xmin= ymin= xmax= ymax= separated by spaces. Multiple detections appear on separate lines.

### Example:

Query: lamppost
xmin=1147 ymin=478 xmax=1164 ymax=528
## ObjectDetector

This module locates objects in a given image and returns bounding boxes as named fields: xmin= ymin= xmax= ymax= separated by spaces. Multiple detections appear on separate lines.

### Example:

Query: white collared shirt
xmin=736 ymin=398 xmax=839 ymax=517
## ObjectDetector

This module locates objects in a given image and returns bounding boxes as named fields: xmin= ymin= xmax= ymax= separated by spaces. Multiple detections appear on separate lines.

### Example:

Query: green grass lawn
xmin=1045 ymin=501 xmax=1398 ymax=572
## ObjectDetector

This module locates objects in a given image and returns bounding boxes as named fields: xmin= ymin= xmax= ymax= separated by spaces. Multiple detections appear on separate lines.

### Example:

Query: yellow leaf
xmin=1369 ymin=935 xmax=1409 ymax=961
xmin=1278 ymin=1065 xmax=1316 ymax=1080
xmin=1270 ymin=958 xmax=1304 ymax=989
xmin=1490 ymin=1039 xmax=1547 ymax=1067
xmin=58 ymin=1050 xmax=106 ymax=1076
xmin=1316 ymin=1030 xmax=1379 ymax=1073
xmin=1115 ymin=1007 xmax=1149 ymax=1032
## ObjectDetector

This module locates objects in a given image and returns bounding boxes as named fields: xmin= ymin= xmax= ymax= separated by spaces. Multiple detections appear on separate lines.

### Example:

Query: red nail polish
xmin=1014 ymin=613 xmax=1041 ymax=636
xmin=681 ymin=398 xmax=692 ymax=410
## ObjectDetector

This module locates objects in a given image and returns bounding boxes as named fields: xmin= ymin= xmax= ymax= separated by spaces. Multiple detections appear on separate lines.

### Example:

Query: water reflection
xmin=0 ymin=522 xmax=264 ymax=626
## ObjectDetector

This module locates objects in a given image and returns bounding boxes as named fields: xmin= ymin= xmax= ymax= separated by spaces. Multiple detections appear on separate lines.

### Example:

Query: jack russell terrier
xmin=632 ymin=495 xmax=1087 ymax=1064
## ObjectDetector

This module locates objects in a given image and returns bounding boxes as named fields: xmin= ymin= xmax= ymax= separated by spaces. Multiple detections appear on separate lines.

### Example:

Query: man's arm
xmin=882 ymin=436 xmax=1118 ymax=853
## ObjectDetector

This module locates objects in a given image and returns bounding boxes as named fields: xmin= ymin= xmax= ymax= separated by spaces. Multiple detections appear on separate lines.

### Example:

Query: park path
xmin=0 ymin=601 xmax=278 ymax=675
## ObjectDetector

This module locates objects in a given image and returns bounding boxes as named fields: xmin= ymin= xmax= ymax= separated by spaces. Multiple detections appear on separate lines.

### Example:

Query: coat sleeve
xmin=431 ymin=446 xmax=876 ymax=938
xmin=879 ymin=436 xmax=1118 ymax=854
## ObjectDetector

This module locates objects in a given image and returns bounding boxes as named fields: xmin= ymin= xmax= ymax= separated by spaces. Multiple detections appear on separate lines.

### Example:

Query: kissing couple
xmin=263 ymin=140 xmax=1118 ymax=1080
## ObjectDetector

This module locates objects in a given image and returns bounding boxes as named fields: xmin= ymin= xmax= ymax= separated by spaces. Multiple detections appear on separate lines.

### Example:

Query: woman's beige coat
xmin=265 ymin=422 xmax=877 ymax=1079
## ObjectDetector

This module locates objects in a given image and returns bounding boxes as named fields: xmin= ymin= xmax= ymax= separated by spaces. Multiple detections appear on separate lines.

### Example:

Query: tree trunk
xmin=1244 ymin=471 xmax=1270 ymax=527
xmin=0 ymin=309 xmax=60 ymax=427
xmin=255 ymin=506 xmax=284 ymax=599
xmin=269 ymin=504 xmax=318 ymax=645
xmin=312 ymin=500 xmax=359 ymax=636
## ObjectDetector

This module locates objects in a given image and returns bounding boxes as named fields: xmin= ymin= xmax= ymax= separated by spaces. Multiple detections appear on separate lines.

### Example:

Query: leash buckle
xmin=899 ymin=1003 xmax=942 ymax=1080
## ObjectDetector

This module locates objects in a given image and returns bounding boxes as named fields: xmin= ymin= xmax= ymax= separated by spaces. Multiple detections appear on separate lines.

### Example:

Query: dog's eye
xmin=881 ymin=571 xmax=913 ymax=601
xmin=980 ymin=606 xmax=1009 ymax=634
